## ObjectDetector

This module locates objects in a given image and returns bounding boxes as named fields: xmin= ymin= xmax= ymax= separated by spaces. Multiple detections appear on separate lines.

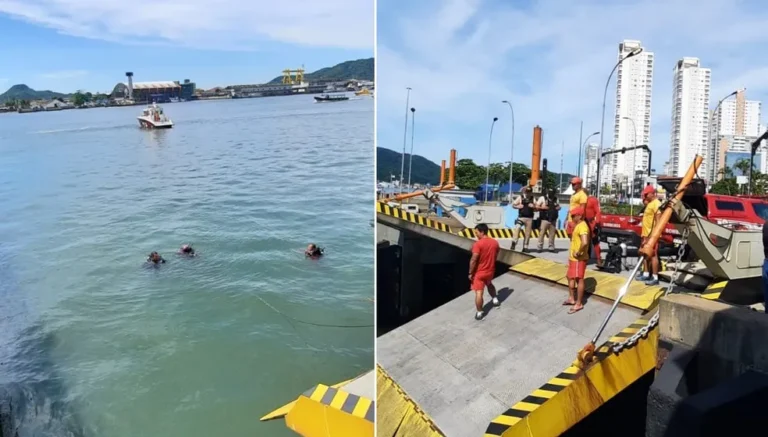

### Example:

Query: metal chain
xmin=612 ymin=227 xmax=690 ymax=354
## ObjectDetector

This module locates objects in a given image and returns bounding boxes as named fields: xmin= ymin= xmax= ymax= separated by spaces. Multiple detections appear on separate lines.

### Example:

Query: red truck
xmin=598 ymin=177 xmax=768 ymax=258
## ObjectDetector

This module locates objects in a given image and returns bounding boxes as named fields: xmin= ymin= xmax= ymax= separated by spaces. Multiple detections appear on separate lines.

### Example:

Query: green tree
xmin=733 ymin=158 xmax=755 ymax=176
xmin=710 ymin=177 xmax=738 ymax=195
xmin=455 ymin=159 xmax=485 ymax=190
xmin=72 ymin=91 xmax=87 ymax=107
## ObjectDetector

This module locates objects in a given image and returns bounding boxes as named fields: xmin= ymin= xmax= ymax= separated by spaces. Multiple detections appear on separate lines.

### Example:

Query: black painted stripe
xmin=302 ymin=385 xmax=318 ymax=398
xmin=520 ymin=395 xmax=549 ymax=405
xmin=340 ymin=393 xmax=360 ymax=415
xmin=556 ymin=372 xmax=578 ymax=381
xmin=539 ymin=383 xmax=565 ymax=393
xmin=613 ymin=331 xmax=633 ymax=338
xmin=502 ymin=408 xmax=529 ymax=418
xmin=485 ymin=422 xmax=510 ymax=435
xmin=320 ymin=386 xmax=338 ymax=406
xmin=629 ymin=323 xmax=647 ymax=329
xmin=364 ymin=402 xmax=375 ymax=422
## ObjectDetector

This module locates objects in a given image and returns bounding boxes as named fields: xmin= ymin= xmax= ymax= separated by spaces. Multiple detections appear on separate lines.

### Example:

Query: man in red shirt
xmin=583 ymin=189 xmax=603 ymax=268
xmin=469 ymin=223 xmax=500 ymax=320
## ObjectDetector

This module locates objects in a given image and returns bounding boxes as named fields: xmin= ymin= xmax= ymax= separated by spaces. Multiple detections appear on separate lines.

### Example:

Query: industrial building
xmin=111 ymin=72 xmax=196 ymax=103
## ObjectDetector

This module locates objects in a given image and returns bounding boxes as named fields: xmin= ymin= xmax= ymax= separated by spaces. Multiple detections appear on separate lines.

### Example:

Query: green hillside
xmin=0 ymin=84 xmax=70 ymax=103
xmin=377 ymin=147 xmax=441 ymax=185
xmin=270 ymin=58 xmax=373 ymax=84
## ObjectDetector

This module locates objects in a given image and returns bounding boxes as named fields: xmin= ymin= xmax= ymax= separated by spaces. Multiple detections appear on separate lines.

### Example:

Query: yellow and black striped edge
xmin=376 ymin=202 xmax=452 ymax=233
xmin=376 ymin=365 xmax=445 ymax=436
xmin=484 ymin=315 xmax=657 ymax=437
xmin=376 ymin=204 xmax=568 ymax=239
xmin=701 ymin=280 xmax=727 ymax=300
xmin=301 ymin=383 xmax=375 ymax=423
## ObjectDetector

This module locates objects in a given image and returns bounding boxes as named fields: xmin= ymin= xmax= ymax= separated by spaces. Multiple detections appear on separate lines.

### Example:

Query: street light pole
xmin=486 ymin=117 xmax=499 ymax=202
xmin=580 ymin=131 xmax=600 ymax=186
xmin=502 ymin=100 xmax=515 ymax=202
xmin=709 ymin=89 xmax=743 ymax=184
xmin=407 ymin=107 xmax=416 ymax=191
xmin=400 ymin=87 xmax=412 ymax=194
xmin=596 ymin=47 xmax=644 ymax=198
xmin=623 ymin=116 xmax=637 ymax=216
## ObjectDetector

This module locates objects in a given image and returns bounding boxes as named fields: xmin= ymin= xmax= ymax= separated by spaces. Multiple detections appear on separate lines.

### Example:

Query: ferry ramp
xmin=377 ymin=271 xmax=641 ymax=436
xmin=377 ymin=203 xmax=664 ymax=437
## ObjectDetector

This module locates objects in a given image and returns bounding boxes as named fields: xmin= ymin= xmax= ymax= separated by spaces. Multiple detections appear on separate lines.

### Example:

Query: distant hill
xmin=0 ymin=84 xmax=70 ymax=103
xmin=270 ymin=58 xmax=373 ymax=84
xmin=378 ymin=147 xmax=441 ymax=185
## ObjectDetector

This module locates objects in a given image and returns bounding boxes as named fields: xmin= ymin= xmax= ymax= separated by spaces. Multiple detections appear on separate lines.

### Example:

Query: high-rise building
xmin=709 ymin=90 xmax=762 ymax=181
xmin=582 ymin=143 xmax=599 ymax=190
xmin=669 ymin=58 xmax=710 ymax=178
xmin=609 ymin=40 xmax=654 ymax=185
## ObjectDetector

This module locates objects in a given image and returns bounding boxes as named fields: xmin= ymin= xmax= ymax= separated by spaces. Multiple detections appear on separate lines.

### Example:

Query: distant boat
xmin=314 ymin=94 xmax=349 ymax=103
xmin=137 ymin=102 xmax=173 ymax=129
xmin=355 ymin=88 xmax=371 ymax=96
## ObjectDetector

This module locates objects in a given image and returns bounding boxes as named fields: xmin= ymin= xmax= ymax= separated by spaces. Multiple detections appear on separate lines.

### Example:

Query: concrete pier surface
xmin=377 ymin=271 xmax=640 ymax=436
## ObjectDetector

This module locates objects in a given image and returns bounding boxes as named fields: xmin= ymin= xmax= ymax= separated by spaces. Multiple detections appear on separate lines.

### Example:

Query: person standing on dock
xmin=583 ymin=189 xmax=603 ymax=268
xmin=565 ymin=207 xmax=589 ymax=314
xmin=535 ymin=188 xmax=560 ymax=252
xmin=511 ymin=186 xmax=535 ymax=252
xmin=639 ymin=185 xmax=661 ymax=285
xmin=762 ymin=221 xmax=768 ymax=313
xmin=567 ymin=177 xmax=588 ymax=237
xmin=469 ymin=223 xmax=500 ymax=320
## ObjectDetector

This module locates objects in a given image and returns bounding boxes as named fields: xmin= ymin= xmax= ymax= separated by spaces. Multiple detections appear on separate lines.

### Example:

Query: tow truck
xmin=598 ymin=176 xmax=768 ymax=264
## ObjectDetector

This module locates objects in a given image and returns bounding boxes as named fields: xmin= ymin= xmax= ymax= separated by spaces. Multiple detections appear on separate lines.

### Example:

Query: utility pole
xmin=577 ymin=121 xmax=583 ymax=177
xmin=559 ymin=141 xmax=564 ymax=191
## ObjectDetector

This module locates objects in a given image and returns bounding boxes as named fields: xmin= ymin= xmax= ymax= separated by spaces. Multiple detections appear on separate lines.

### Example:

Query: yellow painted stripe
xmin=708 ymin=281 xmax=728 ymax=290
xmin=701 ymin=292 xmax=721 ymax=300
xmin=530 ymin=389 xmax=557 ymax=399
xmin=351 ymin=396 xmax=372 ymax=419
xmin=547 ymin=377 xmax=574 ymax=386
xmin=330 ymin=390 xmax=349 ymax=410
xmin=309 ymin=385 xmax=328 ymax=402
xmin=511 ymin=402 xmax=539 ymax=412
xmin=491 ymin=415 xmax=522 ymax=426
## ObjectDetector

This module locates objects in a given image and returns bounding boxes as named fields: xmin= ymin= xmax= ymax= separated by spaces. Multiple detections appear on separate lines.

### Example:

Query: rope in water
xmin=255 ymin=295 xmax=374 ymax=328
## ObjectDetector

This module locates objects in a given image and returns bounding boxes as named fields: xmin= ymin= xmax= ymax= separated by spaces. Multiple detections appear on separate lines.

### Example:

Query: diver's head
xmin=181 ymin=244 xmax=193 ymax=254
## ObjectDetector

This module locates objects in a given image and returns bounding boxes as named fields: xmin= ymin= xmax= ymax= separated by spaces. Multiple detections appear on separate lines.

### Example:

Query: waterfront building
xmin=608 ymin=40 xmax=654 ymax=186
xmin=669 ymin=57 xmax=710 ymax=178
xmin=710 ymin=90 xmax=761 ymax=180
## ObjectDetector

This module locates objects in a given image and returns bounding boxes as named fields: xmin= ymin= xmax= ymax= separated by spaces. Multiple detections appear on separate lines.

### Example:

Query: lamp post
xmin=579 ymin=131 xmax=600 ymax=183
xmin=486 ymin=117 xmax=499 ymax=202
xmin=623 ymin=116 xmax=638 ymax=215
xmin=400 ymin=87 xmax=412 ymax=194
xmin=502 ymin=100 xmax=515 ymax=202
xmin=407 ymin=107 xmax=416 ymax=191
xmin=709 ymin=88 xmax=743 ymax=184
xmin=596 ymin=47 xmax=644 ymax=198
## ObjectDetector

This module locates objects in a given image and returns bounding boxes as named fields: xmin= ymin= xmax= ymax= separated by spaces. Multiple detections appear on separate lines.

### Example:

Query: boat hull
xmin=138 ymin=117 xmax=173 ymax=129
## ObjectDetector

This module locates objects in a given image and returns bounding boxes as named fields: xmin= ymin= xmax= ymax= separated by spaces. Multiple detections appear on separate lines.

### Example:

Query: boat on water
xmin=314 ymin=93 xmax=349 ymax=103
xmin=137 ymin=102 xmax=173 ymax=129
xmin=355 ymin=88 xmax=371 ymax=96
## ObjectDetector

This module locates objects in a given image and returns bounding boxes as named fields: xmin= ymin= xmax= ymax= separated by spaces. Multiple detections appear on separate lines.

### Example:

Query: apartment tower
xmin=669 ymin=57 xmax=710 ymax=177
xmin=608 ymin=40 xmax=654 ymax=187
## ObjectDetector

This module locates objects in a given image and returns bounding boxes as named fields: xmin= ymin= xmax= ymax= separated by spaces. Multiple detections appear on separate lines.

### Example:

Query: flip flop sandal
xmin=568 ymin=306 xmax=584 ymax=314
xmin=562 ymin=300 xmax=575 ymax=306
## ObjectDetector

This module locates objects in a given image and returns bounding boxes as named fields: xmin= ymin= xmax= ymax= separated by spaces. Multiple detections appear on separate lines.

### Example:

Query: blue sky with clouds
xmin=0 ymin=0 xmax=372 ymax=94
xmin=377 ymin=0 xmax=768 ymax=175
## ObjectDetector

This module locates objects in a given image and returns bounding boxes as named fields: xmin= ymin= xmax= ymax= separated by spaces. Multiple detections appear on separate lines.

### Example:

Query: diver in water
xmin=147 ymin=251 xmax=166 ymax=264
xmin=178 ymin=244 xmax=196 ymax=257
xmin=305 ymin=243 xmax=324 ymax=258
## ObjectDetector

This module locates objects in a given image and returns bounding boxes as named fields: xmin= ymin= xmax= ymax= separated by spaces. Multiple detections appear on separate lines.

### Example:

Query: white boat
xmin=137 ymin=102 xmax=173 ymax=129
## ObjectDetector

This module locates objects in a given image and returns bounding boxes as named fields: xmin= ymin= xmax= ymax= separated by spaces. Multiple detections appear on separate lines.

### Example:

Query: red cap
xmin=570 ymin=177 xmax=583 ymax=185
xmin=642 ymin=185 xmax=655 ymax=196
xmin=571 ymin=207 xmax=585 ymax=217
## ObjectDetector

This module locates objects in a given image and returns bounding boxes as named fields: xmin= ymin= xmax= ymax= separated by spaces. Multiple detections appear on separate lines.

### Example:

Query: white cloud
xmin=37 ymin=70 xmax=88 ymax=79
xmin=377 ymin=0 xmax=768 ymax=172
xmin=0 ymin=0 xmax=372 ymax=50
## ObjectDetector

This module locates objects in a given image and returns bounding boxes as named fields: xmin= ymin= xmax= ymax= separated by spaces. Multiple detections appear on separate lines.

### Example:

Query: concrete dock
xmin=377 ymin=271 xmax=640 ymax=436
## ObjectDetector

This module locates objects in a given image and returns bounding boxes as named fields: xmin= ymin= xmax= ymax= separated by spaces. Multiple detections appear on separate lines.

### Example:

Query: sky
xmin=0 ymin=0 xmax=373 ymax=94
xmin=377 ymin=0 xmax=768 ymax=176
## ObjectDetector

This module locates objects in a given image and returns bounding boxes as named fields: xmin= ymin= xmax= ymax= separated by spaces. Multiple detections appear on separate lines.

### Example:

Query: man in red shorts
xmin=565 ymin=207 xmax=589 ymax=314
xmin=469 ymin=223 xmax=500 ymax=320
